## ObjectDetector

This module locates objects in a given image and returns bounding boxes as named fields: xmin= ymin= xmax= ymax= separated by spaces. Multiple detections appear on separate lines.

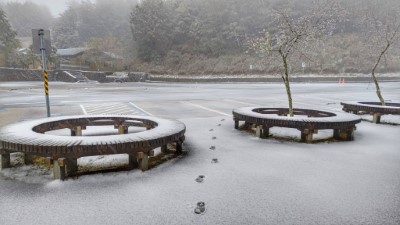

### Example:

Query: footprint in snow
xmin=194 ymin=202 xmax=206 ymax=214
xmin=211 ymin=158 xmax=218 ymax=163
xmin=212 ymin=137 xmax=217 ymax=140
xmin=209 ymin=129 xmax=214 ymax=131
xmin=217 ymin=124 xmax=221 ymax=126
xmin=195 ymin=175 xmax=205 ymax=183
xmin=221 ymin=119 xmax=225 ymax=121
xmin=209 ymin=146 xmax=216 ymax=150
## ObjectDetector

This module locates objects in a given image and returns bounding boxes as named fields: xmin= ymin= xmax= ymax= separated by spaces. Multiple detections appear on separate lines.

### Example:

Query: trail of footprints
xmin=194 ymin=118 xmax=225 ymax=215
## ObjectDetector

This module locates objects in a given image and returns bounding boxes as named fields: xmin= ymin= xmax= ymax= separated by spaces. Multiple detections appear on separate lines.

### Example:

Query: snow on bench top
xmin=0 ymin=115 xmax=185 ymax=147
xmin=233 ymin=107 xmax=361 ymax=123
xmin=341 ymin=101 xmax=400 ymax=110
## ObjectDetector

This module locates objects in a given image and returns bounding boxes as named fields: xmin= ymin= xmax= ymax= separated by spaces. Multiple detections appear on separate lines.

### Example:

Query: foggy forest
xmin=1 ymin=0 xmax=400 ymax=75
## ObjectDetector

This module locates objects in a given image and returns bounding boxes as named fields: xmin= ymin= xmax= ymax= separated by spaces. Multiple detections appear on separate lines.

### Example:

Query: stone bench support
xmin=301 ymin=129 xmax=317 ymax=143
xmin=175 ymin=141 xmax=183 ymax=154
xmin=373 ymin=113 xmax=381 ymax=124
xmin=161 ymin=145 xmax=168 ymax=154
xmin=71 ymin=126 xmax=84 ymax=136
xmin=128 ymin=154 xmax=139 ymax=169
xmin=53 ymin=158 xmax=78 ymax=180
xmin=256 ymin=125 xmax=269 ymax=139
xmin=136 ymin=152 xmax=149 ymax=171
xmin=234 ymin=120 xmax=239 ymax=129
xmin=0 ymin=150 xmax=11 ymax=170
xmin=117 ymin=125 xmax=128 ymax=134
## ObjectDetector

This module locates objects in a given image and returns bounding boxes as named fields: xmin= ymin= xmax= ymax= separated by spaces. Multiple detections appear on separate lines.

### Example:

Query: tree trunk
xmin=371 ymin=43 xmax=390 ymax=106
xmin=279 ymin=49 xmax=294 ymax=117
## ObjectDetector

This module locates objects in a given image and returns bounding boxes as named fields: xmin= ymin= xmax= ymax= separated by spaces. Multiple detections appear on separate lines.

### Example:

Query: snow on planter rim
xmin=233 ymin=107 xmax=361 ymax=123
xmin=0 ymin=115 xmax=186 ymax=147
xmin=341 ymin=101 xmax=400 ymax=109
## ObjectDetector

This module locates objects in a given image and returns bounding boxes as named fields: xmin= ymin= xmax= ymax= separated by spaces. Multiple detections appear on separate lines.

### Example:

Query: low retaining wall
xmin=149 ymin=74 xmax=400 ymax=83
xmin=1 ymin=67 xmax=400 ymax=83
xmin=0 ymin=67 xmax=149 ymax=83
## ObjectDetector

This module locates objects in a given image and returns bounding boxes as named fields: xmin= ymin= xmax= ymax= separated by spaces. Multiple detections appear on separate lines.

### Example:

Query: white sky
xmin=0 ymin=0 xmax=80 ymax=17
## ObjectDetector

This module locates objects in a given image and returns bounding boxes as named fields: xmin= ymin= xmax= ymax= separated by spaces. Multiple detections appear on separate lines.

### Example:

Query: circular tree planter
xmin=341 ymin=102 xmax=400 ymax=124
xmin=0 ymin=115 xmax=186 ymax=180
xmin=233 ymin=107 xmax=361 ymax=143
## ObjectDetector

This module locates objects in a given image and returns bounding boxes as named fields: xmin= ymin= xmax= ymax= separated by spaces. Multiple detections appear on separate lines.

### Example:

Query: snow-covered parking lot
xmin=0 ymin=81 xmax=399 ymax=225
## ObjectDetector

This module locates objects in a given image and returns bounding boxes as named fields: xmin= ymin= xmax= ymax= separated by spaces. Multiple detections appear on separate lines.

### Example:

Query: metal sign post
xmin=33 ymin=29 xmax=51 ymax=117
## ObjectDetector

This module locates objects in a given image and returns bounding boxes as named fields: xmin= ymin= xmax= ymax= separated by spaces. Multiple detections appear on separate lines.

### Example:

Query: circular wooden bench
xmin=341 ymin=101 xmax=400 ymax=123
xmin=0 ymin=115 xmax=186 ymax=180
xmin=233 ymin=107 xmax=361 ymax=143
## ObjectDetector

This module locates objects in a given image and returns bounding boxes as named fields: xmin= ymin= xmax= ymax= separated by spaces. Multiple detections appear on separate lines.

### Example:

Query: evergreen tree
xmin=0 ymin=8 xmax=20 ymax=66
xmin=130 ymin=0 xmax=174 ymax=62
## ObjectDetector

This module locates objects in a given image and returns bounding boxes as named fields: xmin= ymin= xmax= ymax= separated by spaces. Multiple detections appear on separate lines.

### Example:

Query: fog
xmin=0 ymin=0 xmax=69 ymax=16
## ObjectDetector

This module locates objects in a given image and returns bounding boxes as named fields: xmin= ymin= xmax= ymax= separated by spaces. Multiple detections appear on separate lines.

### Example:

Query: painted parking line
xmin=128 ymin=102 xmax=153 ymax=116
xmin=80 ymin=105 xmax=88 ymax=115
xmin=224 ymin=99 xmax=258 ymax=106
xmin=83 ymin=103 xmax=123 ymax=111
xmin=87 ymin=105 xmax=131 ymax=114
xmin=62 ymin=100 xmax=106 ymax=103
xmin=182 ymin=101 xmax=231 ymax=116
xmin=80 ymin=102 xmax=147 ymax=116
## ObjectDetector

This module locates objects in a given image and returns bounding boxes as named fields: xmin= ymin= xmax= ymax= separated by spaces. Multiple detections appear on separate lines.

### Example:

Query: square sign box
xmin=32 ymin=29 xmax=51 ymax=56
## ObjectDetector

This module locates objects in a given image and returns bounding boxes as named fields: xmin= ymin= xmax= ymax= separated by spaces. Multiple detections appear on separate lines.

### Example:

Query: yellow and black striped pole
xmin=39 ymin=29 xmax=51 ymax=117
xmin=44 ymin=70 xmax=49 ymax=95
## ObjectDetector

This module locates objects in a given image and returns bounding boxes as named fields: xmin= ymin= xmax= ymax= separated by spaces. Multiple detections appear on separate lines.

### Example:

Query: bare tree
xmin=249 ymin=0 xmax=341 ymax=116
xmin=359 ymin=0 xmax=400 ymax=105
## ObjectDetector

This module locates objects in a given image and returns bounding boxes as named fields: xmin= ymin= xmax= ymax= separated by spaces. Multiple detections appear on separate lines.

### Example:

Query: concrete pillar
xmin=0 ymin=151 xmax=11 ymax=170
xmin=161 ymin=145 xmax=168 ymax=154
xmin=333 ymin=129 xmax=340 ymax=140
xmin=71 ymin=126 xmax=82 ymax=136
xmin=234 ymin=120 xmax=239 ymax=129
xmin=339 ymin=129 xmax=354 ymax=141
xmin=128 ymin=154 xmax=139 ymax=169
xmin=373 ymin=113 xmax=381 ymax=124
xmin=305 ymin=133 xmax=313 ymax=143
xmin=24 ymin=153 xmax=35 ymax=165
xmin=176 ymin=141 xmax=183 ymax=154
xmin=256 ymin=125 xmax=262 ymax=138
xmin=256 ymin=125 xmax=269 ymax=139
xmin=118 ymin=125 xmax=128 ymax=134
xmin=137 ymin=152 xmax=149 ymax=171
xmin=301 ymin=130 xmax=314 ymax=143
xmin=262 ymin=126 xmax=270 ymax=138
xmin=53 ymin=158 xmax=78 ymax=180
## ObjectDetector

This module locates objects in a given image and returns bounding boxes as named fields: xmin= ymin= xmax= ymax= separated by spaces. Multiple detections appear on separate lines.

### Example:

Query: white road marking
xmin=129 ymin=102 xmax=153 ymax=116
xmin=182 ymin=101 xmax=231 ymax=116
xmin=224 ymin=99 xmax=258 ymax=106
xmin=62 ymin=100 xmax=106 ymax=103
xmin=83 ymin=103 xmax=123 ymax=111
xmin=90 ymin=107 xmax=133 ymax=115
xmin=88 ymin=106 xmax=127 ymax=114
xmin=80 ymin=104 xmax=88 ymax=115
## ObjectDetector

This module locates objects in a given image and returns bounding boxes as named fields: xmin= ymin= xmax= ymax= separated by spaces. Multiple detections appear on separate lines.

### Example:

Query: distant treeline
xmin=1 ymin=0 xmax=400 ymax=74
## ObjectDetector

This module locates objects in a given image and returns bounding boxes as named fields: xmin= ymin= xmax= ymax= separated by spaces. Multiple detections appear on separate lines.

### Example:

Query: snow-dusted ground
xmin=0 ymin=82 xmax=399 ymax=225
